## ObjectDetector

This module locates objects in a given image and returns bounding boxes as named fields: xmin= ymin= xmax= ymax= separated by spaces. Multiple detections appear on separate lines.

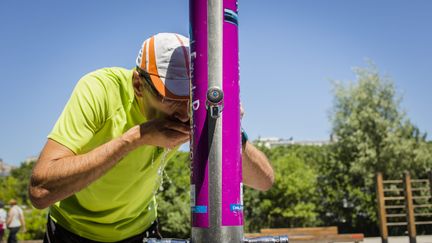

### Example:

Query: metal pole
xmin=190 ymin=0 xmax=243 ymax=242
xmin=376 ymin=173 xmax=388 ymax=243
xmin=429 ymin=171 xmax=432 ymax=204
xmin=403 ymin=171 xmax=417 ymax=243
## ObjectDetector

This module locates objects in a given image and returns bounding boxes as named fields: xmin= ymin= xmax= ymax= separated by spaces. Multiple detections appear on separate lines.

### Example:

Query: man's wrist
xmin=241 ymin=127 xmax=248 ymax=146
xmin=121 ymin=125 xmax=145 ymax=151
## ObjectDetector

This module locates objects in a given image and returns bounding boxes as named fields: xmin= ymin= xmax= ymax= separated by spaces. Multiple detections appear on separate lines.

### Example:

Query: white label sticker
xmin=191 ymin=184 xmax=196 ymax=206
xmin=240 ymin=182 xmax=243 ymax=204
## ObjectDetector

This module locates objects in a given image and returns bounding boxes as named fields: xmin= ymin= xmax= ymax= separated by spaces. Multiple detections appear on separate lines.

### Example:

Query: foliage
xmin=0 ymin=159 xmax=47 ymax=240
xmin=245 ymin=146 xmax=321 ymax=232
xmin=0 ymin=160 xmax=35 ymax=205
xmin=157 ymin=152 xmax=191 ymax=238
xmin=0 ymin=176 xmax=20 ymax=203
xmin=10 ymin=161 xmax=34 ymax=204
xmin=156 ymin=147 xmax=324 ymax=235
xmin=264 ymin=144 xmax=331 ymax=171
xmin=325 ymin=63 xmax=432 ymax=234
xmin=18 ymin=208 xmax=48 ymax=240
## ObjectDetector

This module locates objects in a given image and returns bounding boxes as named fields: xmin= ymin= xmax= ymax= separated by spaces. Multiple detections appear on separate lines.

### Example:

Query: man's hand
xmin=124 ymin=118 xmax=190 ymax=149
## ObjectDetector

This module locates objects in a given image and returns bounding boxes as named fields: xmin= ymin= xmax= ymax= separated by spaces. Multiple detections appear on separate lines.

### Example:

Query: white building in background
xmin=24 ymin=156 xmax=38 ymax=164
xmin=0 ymin=159 xmax=15 ymax=177
xmin=254 ymin=137 xmax=331 ymax=149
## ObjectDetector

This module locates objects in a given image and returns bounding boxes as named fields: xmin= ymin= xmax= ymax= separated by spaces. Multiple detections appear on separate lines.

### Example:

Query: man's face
xmin=141 ymin=76 xmax=190 ymax=123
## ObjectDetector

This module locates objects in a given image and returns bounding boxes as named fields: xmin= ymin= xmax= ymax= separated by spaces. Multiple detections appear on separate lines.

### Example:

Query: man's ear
xmin=132 ymin=70 xmax=144 ymax=97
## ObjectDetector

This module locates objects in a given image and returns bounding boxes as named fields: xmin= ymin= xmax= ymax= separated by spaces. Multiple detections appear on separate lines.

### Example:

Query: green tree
xmin=0 ymin=176 xmax=20 ymax=203
xmin=244 ymin=150 xmax=318 ymax=232
xmin=0 ymin=159 xmax=47 ymax=240
xmin=157 ymin=148 xmax=323 ymax=236
xmin=10 ymin=160 xmax=35 ymax=204
xmin=325 ymin=63 xmax=432 ymax=234
xmin=265 ymin=144 xmax=331 ymax=171
xmin=157 ymin=151 xmax=191 ymax=238
xmin=19 ymin=208 xmax=48 ymax=240
xmin=0 ymin=160 xmax=36 ymax=205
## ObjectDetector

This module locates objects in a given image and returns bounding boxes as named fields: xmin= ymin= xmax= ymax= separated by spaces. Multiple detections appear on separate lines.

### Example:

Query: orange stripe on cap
xmin=148 ymin=37 xmax=160 ymax=77
xmin=148 ymin=36 xmax=188 ymax=100
xmin=148 ymin=36 xmax=165 ymax=94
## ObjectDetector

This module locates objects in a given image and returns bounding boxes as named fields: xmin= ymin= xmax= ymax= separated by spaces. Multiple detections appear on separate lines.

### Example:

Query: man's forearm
xmin=29 ymin=125 xmax=143 ymax=209
xmin=242 ymin=141 xmax=274 ymax=191
xmin=6 ymin=215 xmax=12 ymax=226
xmin=20 ymin=215 xmax=25 ymax=230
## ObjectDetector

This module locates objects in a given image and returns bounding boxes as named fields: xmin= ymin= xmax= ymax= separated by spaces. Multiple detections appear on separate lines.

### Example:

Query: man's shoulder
xmin=77 ymin=67 xmax=133 ymax=95
xmin=85 ymin=67 xmax=132 ymax=81
xmin=13 ymin=206 xmax=23 ymax=215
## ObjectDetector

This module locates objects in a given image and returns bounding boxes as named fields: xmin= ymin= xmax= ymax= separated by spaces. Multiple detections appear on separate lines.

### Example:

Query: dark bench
xmin=245 ymin=226 xmax=364 ymax=243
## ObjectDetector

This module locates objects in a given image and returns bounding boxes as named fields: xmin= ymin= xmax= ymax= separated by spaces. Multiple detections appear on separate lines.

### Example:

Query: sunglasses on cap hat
xmin=137 ymin=67 xmax=180 ymax=102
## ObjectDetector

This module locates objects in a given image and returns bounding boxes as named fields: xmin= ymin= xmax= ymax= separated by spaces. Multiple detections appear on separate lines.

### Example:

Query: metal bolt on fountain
xmin=145 ymin=1 xmax=289 ymax=242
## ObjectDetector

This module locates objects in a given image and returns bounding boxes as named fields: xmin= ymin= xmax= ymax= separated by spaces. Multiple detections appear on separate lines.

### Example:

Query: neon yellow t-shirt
xmin=48 ymin=67 xmax=177 ymax=242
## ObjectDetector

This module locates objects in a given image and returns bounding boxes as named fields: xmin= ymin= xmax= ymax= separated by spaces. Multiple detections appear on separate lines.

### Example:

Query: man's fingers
xmin=139 ymin=118 xmax=191 ymax=148
xmin=172 ymin=135 xmax=190 ymax=148
xmin=180 ymin=136 xmax=190 ymax=145
xmin=168 ymin=129 xmax=190 ymax=140
xmin=163 ymin=120 xmax=190 ymax=134
xmin=163 ymin=129 xmax=190 ymax=148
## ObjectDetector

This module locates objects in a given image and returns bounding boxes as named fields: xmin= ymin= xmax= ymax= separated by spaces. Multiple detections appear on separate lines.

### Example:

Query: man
xmin=6 ymin=199 xmax=25 ymax=243
xmin=29 ymin=33 xmax=274 ymax=242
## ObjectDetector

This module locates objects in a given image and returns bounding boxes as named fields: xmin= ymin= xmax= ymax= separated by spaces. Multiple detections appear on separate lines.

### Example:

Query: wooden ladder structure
xmin=376 ymin=171 xmax=432 ymax=243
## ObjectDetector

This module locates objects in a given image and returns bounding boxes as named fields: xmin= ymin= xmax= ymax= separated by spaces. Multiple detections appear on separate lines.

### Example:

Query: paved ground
xmin=19 ymin=236 xmax=432 ymax=243
xmin=364 ymin=236 xmax=432 ymax=243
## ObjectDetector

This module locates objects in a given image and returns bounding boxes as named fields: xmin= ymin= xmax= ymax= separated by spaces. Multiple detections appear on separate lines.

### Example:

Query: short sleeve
xmin=0 ymin=210 xmax=6 ymax=221
xmin=48 ymin=73 xmax=108 ymax=154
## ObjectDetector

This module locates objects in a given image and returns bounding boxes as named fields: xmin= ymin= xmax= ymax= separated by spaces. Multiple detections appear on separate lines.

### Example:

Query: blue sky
xmin=1 ymin=1 xmax=431 ymax=165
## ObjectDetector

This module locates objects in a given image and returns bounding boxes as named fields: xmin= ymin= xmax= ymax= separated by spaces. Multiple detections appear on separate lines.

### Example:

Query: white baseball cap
xmin=136 ymin=33 xmax=190 ymax=100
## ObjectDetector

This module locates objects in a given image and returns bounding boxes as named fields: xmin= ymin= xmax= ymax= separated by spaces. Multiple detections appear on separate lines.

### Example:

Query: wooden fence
xmin=376 ymin=171 xmax=432 ymax=243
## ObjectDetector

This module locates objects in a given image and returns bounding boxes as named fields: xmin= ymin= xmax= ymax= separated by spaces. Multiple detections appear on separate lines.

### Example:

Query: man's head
xmin=133 ymin=33 xmax=190 ymax=122
xmin=8 ymin=199 xmax=17 ymax=205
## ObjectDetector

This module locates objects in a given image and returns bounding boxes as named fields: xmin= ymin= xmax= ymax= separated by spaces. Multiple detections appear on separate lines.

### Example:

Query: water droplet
xmin=151 ymin=150 xmax=155 ymax=166
xmin=150 ymin=148 xmax=172 ymax=194
xmin=163 ymin=170 xmax=173 ymax=185
xmin=147 ymin=201 xmax=154 ymax=211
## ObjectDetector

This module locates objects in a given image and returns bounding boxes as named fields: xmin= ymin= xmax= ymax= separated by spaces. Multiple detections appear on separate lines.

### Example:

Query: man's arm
xmin=29 ymin=119 xmax=189 ymax=209
xmin=242 ymin=141 xmax=274 ymax=191
xmin=19 ymin=208 xmax=25 ymax=232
